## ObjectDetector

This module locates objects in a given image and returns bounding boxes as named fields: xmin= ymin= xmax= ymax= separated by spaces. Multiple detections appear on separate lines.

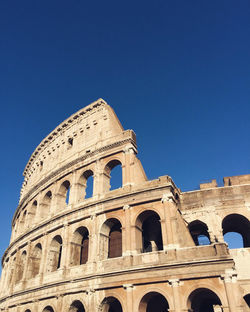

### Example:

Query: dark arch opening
xmin=100 ymin=218 xmax=122 ymax=259
xmin=136 ymin=210 xmax=163 ymax=253
xmin=243 ymin=294 xmax=250 ymax=307
xmin=69 ymin=300 xmax=85 ymax=312
xmin=101 ymin=296 xmax=123 ymax=312
xmin=139 ymin=292 xmax=169 ymax=312
xmin=188 ymin=288 xmax=222 ymax=312
xmin=71 ymin=227 xmax=89 ymax=266
xmin=42 ymin=306 xmax=54 ymax=312
xmin=48 ymin=235 xmax=63 ymax=272
xmin=188 ymin=220 xmax=211 ymax=246
xmin=29 ymin=243 xmax=42 ymax=278
xmin=222 ymin=214 xmax=250 ymax=248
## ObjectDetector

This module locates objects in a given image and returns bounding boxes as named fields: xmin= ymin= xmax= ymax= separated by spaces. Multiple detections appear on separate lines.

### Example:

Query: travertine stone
xmin=0 ymin=99 xmax=249 ymax=312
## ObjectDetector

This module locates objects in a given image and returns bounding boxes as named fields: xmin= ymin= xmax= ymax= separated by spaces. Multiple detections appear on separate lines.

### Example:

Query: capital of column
xmin=123 ymin=284 xmax=134 ymax=291
xmin=86 ymin=288 xmax=95 ymax=295
xmin=221 ymin=269 xmax=237 ymax=283
xmin=168 ymin=279 xmax=180 ymax=287
xmin=123 ymin=204 xmax=131 ymax=210
xmin=161 ymin=194 xmax=174 ymax=203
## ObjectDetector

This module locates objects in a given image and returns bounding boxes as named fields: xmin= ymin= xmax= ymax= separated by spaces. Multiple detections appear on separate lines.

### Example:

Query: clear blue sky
xmin=0 ymin=1 xmax=250 ymax=265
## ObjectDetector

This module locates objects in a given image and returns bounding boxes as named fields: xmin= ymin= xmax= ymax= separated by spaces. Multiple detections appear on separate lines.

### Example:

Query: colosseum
xmin=0 ymin=99 xmax=249 ymax=312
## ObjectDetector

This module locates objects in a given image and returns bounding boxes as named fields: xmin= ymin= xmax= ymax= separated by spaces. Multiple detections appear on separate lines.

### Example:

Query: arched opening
xmin=139 ymin=292 xmax=169 ymax=312
xmin=69 ymin=300 xmax=86 ymax=312
xmin=58 ymin=180 xmax=71 ymax=207
xmin=77 ymin=170 xmax=94 ymax=201
xmin=243 ymin=294 xmax=250 ymax=308
xmin=24 ymin=310 xmax=31 ymax=312
xmin=42 ymin=306 xmax=54 ymax=312
xmin=136 ymin=210 xmax=163 ymax=253
xmin=188 ymin=220 xmax=211 ymax=246
xmin=28 ymin=243 xmax=42 ymax=278
xmin=100 ymin=296 xmax=123 ymax=312
xmin=103 ymin=160 xmax=122 ymax=192
xmin=187 ymin=288 xmax=222 ymax=312
xmin=16 ymin=251 xmax=26 ymax=283
xmin=47 ymin=235 xmax=63 ymax=272
xmin=100 ymin=218 xmax=122 ymax=259
xmin=222 ymin=214 xmax=250 ymax=248
xmin=40 ymin=191 xmax=52 ymax=219
xmin=71 ymin=227 xmax=89 ymax=266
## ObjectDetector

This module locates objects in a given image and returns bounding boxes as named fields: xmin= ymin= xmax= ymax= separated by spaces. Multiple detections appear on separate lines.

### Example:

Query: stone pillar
xmin=221 ymin=270 xmax=242 ymax=312
xmin=161 ymin=194 xmax=178 ymax=249
xmin=88 ymin=214 xmax=98 ymax=263
xmin=57 ymin=294 xmax=64 ymax=311
xmin=123 ymin=205 xmax=132 ymax=256
xmin=87 ymin=289 xmax=96 ymax=311
xmin=22 ymin=241 xmax=32 ymax=281
xmin=93 ymin=159 xmax=101 ymax=197
xmin=61 ymin=222 xmax=70 ymax=275
xmin=168 ymin=279 xmax=181 ymax=312
xmin=123 ymin=284 xmax=134 ymax=312
xmin=123 ymin=147 xmax=134 ymax=186
xmin=39 ymin=233 xmax=49 ymax=277
xmin=68 ymin=170 xmax=80 ymax=204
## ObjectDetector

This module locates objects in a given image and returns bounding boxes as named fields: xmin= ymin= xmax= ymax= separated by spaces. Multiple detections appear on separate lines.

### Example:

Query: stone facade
xmin=0 ymin=99 xmax=249 ymax=312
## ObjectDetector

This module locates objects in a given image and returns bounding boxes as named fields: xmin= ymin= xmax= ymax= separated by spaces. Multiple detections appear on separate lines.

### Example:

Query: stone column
xmin=161 ymin=194 xmax=178 ymax=250
xmin=68 ymin=170 xmax=80 ymax=204
xmin=123 ymin=205 xmax=132 ymax=256
xmin=221 ymin=270 xmax=242 ymax=312
xmin=22 ymin=241 xmax=32 ymax=281
xmin=168 ymin=279 xmax=181 ymax=312
xmin=88 ymin=214 xmax=98 ymax=264
xmin=123 ymin=147 xmax=134 ymax=186
xmin=87 ymin=289 xmax=96 ymax=311
xmin=57 ymin=294 xmax=64 ymax=311
xmin=123 ymin=284 xmax=134 ymax=312
xmin=61 ymin=222 xmax=70 ymax=276
xmin=39 ymin=233 xmax=49 ymax=278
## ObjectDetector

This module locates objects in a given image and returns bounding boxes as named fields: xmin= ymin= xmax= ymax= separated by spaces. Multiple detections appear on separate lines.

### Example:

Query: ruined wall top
xmin=20 ymin=98 xmax=136 ymax=201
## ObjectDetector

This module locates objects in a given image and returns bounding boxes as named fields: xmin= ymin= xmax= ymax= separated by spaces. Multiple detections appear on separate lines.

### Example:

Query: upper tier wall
xmin=20 ymin=99 xmax=125 ymax=201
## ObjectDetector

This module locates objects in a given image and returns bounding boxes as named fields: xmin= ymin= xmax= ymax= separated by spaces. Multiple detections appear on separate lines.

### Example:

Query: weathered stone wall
xmin=0 ymin=99 xmax=249 ymax=312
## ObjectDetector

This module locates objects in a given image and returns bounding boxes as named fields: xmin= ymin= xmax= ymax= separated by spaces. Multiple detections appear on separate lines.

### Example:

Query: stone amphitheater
xmin=0 ymin=99 xmax=249 ymax=312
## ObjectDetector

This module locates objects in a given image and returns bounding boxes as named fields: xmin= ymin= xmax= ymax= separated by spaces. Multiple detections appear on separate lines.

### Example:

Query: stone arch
xmin=16 ymin=250 xmax=27 ymax=283
xmin=70 ymin=226 xmax=89 ymax=266
xmin=69 ymin=300 xmax=86 ymax=312
xmin=24 ymin=310 xmax=31 ymax=312
xmin=47 ymin=235 xmax=63 ymax=272
xmin=77 ymin=169 xmax=94 ymax=201
xmin=138 ymin=291 xmax=169 ymax=312
xmin=40 ymin=190 xmax=52 ymax=219
xmin=222 ymin=213 xmax=250 ymax=248
xmin=188 ymin=220 xmax=211 ymax=246
xmin=135 ymin=210 xmax=163 ymax=253
xmin=103 ymin=159 xmax=123 ymax=193
xmin=187 ymin=288 xmax=223 ymax=312
xmin=28 ymin=243 xmax=42 ymax=278
xmin=100 ymin=218 xmax=122 ymax=259
xmin=58 ymin=180 xmax=71 ymax=207
xmin=42 ymin=306 xmax=55 ymax=312
xmin=99 ymin=296 xmax=123 ymax=312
